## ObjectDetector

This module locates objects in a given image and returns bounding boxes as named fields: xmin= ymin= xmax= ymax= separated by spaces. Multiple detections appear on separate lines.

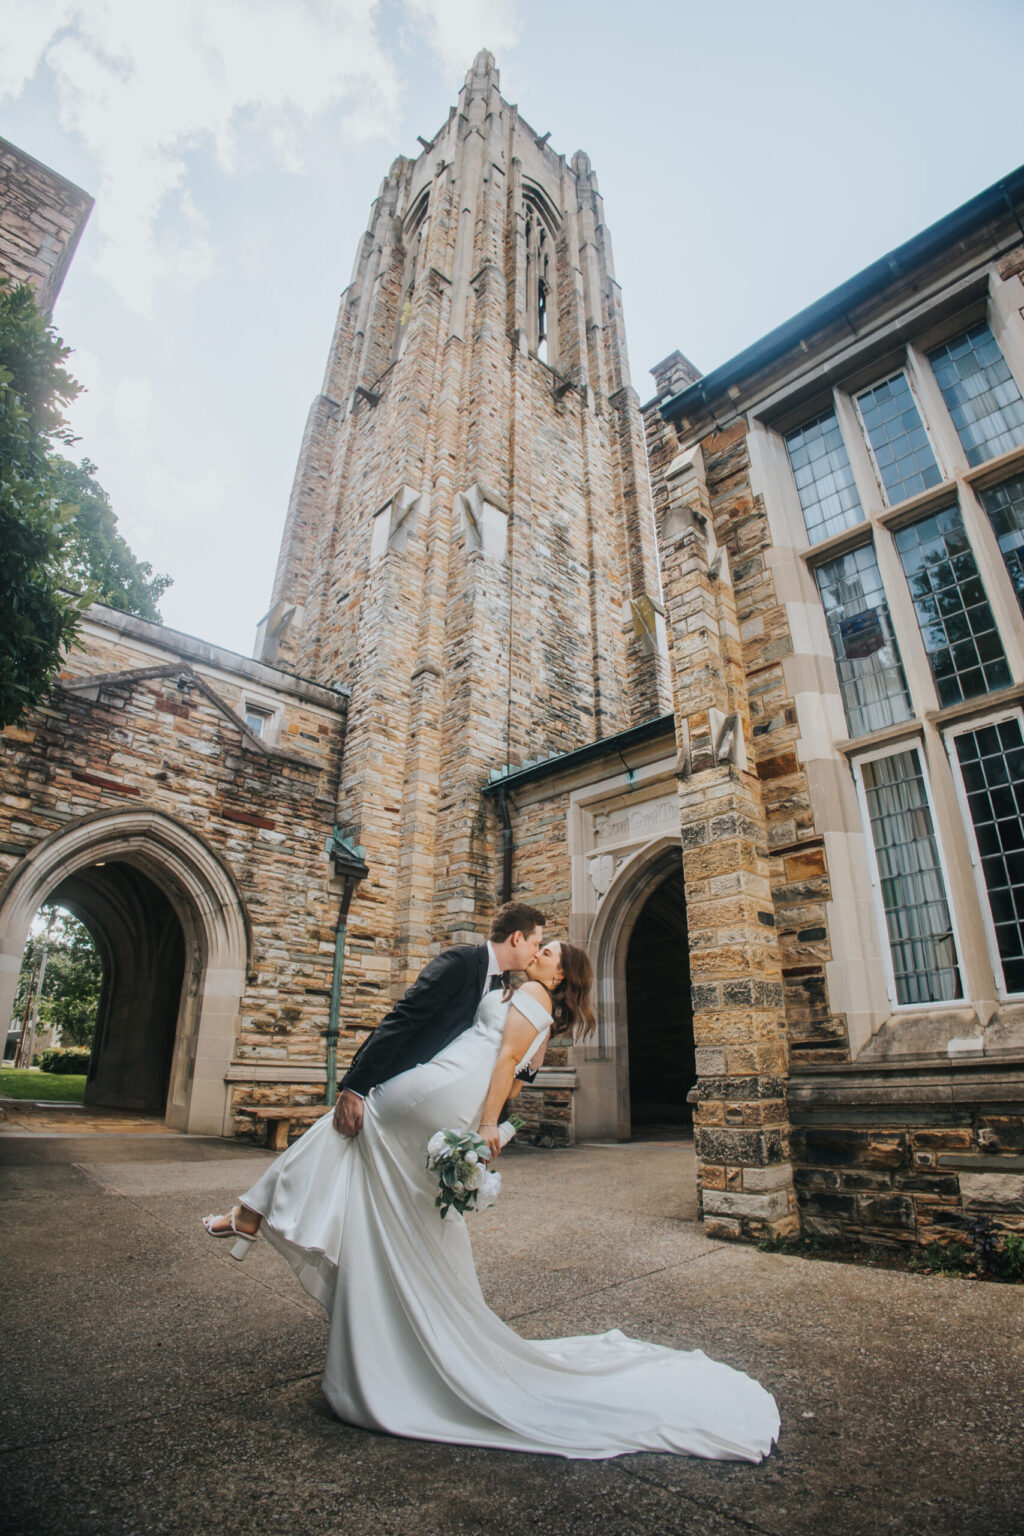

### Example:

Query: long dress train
xmin=238 ymin=988 xmax=780 ymax=1461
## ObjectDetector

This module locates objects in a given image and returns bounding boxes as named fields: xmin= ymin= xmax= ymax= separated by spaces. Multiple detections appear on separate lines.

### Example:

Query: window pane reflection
xmin=894 ymin=504 xmax=1011 ymax=706
xmin=785 ymin=411 xmax=864 ymax=543
xmin=978 ymin=472 xmax=1024 ymax=616
xmin=815 ymin=544 xmax=913 ymax=736
xmin=857 ymin=372 xmax=942 ymax=505
xmin=928 ymin=323 xmax=1024 ymax=466
xmin=861 ymin=749 xmax=961 ymax=1005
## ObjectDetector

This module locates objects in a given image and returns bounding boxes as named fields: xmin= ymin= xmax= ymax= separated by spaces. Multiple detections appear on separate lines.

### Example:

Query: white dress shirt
xmin=483 ymin=940 xmax=502 ymax=998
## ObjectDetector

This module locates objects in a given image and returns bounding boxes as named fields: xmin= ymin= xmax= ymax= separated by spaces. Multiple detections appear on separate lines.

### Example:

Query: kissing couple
xmin=203 ymin=901 xmax=779 ymax=1461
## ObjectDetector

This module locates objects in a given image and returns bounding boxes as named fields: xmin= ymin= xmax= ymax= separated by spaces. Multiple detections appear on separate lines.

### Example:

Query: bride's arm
xmin=477 ymin=982 xmax=550 ymax=1159
xmin=506 ymin=1030 xmax=549 ymax=1099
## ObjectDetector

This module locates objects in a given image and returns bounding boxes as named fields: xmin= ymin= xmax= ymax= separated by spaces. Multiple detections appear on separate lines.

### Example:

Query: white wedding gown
xmin=238 ymin=988 xmax=780 ymax=1461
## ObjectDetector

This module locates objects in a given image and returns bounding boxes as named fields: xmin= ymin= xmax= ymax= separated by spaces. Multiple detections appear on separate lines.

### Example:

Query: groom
xmin=332 ymin=900 xmax=547 ymax=1137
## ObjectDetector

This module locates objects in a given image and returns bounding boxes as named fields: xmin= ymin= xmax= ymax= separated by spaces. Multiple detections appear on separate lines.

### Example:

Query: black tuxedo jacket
xmin=340 ymin=944 xmax=506 ymax=1098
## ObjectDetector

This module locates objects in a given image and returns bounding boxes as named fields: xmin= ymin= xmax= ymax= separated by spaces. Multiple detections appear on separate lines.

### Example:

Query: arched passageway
xmin=0 ymin=810 xmax=250 ymax=1134
xmin=625 ymin=864 xmax=695 ymax=1133
xmin=52 ymin=863 xmax=186 ymax=1113
xmin=581 ymin=837 xmax=695 ymax=1142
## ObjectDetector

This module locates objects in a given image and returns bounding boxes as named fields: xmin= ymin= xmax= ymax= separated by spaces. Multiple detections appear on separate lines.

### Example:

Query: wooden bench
xmin=238 ymin=1104 xmax=325 ymax=1150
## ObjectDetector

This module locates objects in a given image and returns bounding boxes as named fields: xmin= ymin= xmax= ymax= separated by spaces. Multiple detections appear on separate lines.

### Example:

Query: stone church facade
xmin=2 ymin=57 xmax=1022 ymax=1249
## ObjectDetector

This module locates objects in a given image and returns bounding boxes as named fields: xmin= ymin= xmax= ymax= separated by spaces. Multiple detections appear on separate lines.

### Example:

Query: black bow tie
xmin=488 ymin=974 xmax=506 ymax=992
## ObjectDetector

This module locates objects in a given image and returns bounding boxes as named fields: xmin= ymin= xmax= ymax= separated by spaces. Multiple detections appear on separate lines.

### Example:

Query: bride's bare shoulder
xmin=513 ymin=980 xmax=552 ymax=1010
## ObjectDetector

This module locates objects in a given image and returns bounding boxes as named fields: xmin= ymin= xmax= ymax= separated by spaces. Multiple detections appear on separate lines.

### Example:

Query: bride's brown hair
xmin=550 ymin=941 xmax=596 ymax=1040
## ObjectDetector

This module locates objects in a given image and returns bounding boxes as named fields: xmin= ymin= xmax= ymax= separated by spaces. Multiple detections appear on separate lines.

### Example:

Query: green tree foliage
xmin=52 ymin=454 xmax=171 ymax=622
xmin=12 ymin=907 xmax=102 ymax=1049
xmin=0 ymin=280 xmax=172 ymax=727
xmin=0 ymin=281 xmax=84 ymax=727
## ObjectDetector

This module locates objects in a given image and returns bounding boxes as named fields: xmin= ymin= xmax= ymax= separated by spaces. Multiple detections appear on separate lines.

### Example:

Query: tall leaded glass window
xmin=928 ymin=323 xmax=1024 ymax=466
xmin=977 ymin=472 xmax=1024 ymax=615
xmin=953 ymin=719 xmax=1024 ymax=994
xmin=894 ymin=505 xmax=1011 ymax=706
xmin=815 ymin=544 xmax=912 ymax=736
xmin=856 ymin=372 xmax=942 ymax=505
xmin=785 ymin=411 xmax=863 ymax=544
xmin=859 ymin=749 xmax=961 ymax=1005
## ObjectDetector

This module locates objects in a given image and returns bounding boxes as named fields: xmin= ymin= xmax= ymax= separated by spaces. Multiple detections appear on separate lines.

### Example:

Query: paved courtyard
xmin=1 ymin=1115 xmax=1021 ymax=1536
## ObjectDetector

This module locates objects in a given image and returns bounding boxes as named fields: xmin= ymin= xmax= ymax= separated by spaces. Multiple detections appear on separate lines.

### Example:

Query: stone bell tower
xmin=258 ymin=52 xmax=670 ymax=995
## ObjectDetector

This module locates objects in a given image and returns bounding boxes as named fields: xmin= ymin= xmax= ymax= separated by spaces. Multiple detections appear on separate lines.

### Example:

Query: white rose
xmin=464 ymin=1165 xmax=483 ymax=1189
xmin=465 ymin=1150 xmax=479 ymax=1164
xmin=427 ymin=1132 xmax=448 ymax=1159
xmin=477 ymin=1169 xmax=502 ymax=1210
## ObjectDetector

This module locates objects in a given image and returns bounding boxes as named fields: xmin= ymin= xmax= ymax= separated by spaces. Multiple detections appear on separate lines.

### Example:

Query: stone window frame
xmin=849 ymin=736 xmax=968 ymax=1012
xmin=943 ymin=704 xmax=1024 ymax=1001
xmin=768 ymin=292 xmax=1024 ymax=730
xmin=522 ymin=182 xmax=561 ymax=369
xmin=241 ymin=695 xmax=281 ymax=745
xmin=747 ymin=269 xmax=1024 ymax=1047
xmin=769 ymin=280 xmax=1024 ymax=562
xmin=392 ymin=188 xmax=430 ymax=364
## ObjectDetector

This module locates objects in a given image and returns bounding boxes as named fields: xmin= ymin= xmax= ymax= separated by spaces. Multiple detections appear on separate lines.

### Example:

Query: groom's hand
xmin=333 ymin=1089 xmax=364 ymax=1137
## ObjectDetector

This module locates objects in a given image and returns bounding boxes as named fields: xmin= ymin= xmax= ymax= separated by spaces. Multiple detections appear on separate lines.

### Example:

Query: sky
xmin=2 ymin=0 xmax=1023 ymax=661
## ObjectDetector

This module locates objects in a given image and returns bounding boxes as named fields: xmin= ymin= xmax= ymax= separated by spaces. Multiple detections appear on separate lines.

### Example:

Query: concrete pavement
xmin=1 ymin=1126 xmax=1021 ymax=1536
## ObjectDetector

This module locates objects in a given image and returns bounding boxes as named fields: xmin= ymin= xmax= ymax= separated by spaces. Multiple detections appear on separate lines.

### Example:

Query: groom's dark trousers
xmin=340 ymin=944 xmax=506 ymax=1098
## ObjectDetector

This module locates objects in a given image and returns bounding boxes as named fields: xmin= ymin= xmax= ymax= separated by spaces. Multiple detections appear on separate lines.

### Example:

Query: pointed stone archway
xmin=0 ymin=809 xmax=251 ymax=1134
xmin=574 ymin=835 xmax=692 ymax=1141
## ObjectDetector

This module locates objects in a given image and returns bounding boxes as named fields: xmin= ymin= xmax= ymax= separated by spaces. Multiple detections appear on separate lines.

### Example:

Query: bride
xmin=202 ymin=935 xmax=780 ymax=1462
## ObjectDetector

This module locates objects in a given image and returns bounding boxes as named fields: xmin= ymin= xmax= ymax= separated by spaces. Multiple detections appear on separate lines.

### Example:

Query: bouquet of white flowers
xmin=425 ymin=1120 xmax=520 ymax=1219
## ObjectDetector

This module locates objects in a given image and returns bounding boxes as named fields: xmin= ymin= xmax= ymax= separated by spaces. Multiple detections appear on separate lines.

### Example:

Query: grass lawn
xmin=0 ymin=1069 xmax=87 ymax=1102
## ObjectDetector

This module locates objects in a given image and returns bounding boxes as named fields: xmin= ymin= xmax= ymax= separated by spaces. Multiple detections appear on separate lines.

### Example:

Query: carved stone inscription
xmin=592 ymin=796 xmax=676 ymax=848
xmin=584 ymin=793 xmax=678 ymax=906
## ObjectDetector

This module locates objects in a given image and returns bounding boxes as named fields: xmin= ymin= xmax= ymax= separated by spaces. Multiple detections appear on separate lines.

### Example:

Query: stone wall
xmin=0 ymin=135 xmax=93 ymax=311
xmin=0 ymin=607 xmax=347 ymax=1134
xmin=790 ymin=1063 xmax=1024 ymax=1249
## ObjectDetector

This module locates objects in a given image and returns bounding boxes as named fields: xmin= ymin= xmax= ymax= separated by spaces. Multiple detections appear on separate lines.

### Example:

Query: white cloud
xmin=63 ymin=359 xmax=253 ymax=639
xmin=0 ymin=0 xmax=74 ymax=99
xmin=402 ymin=0 xmax=521 ymax=82
xmin=0 ymin=0 xmax=402 ymax=315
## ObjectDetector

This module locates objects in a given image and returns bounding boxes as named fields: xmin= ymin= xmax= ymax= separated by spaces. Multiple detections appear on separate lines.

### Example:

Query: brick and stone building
xmin=2 ymin=72 xmax=1023 ymax=1252
xmin=641 ymin=169 xmax=1024 ymax=1247
xmin=0 ymin=608 xmax=348 ymax=1134
xmin=0 ymin=135 xmax=92 ymax=311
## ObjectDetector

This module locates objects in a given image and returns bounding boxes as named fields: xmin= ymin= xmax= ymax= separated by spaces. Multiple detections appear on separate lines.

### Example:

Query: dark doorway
xmin=625 ymin=862 xmax=695 ymax=1135
xmin=47 ymin=861 xmax=186 ymax=1114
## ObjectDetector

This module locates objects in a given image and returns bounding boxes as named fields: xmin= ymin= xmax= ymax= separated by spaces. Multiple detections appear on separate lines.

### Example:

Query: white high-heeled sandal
xmin=202 ymin=1206 xmax=258 ymax=1261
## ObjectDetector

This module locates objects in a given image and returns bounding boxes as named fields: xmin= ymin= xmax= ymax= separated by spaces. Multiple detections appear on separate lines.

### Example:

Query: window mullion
xmin=906 ymin=342 xmax=963 ymax=477
xmin=834 ymin=388 xmax=882 ymax=516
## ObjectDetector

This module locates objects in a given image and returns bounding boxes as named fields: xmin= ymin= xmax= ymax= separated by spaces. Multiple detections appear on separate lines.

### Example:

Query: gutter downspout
xmin=324 ymin=883 xmax=357 ymax=1106
xmin=497 ymin=785 xmax=514 ymax=904
xmin=322 ymin=830 xmax=368 ymax=1107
